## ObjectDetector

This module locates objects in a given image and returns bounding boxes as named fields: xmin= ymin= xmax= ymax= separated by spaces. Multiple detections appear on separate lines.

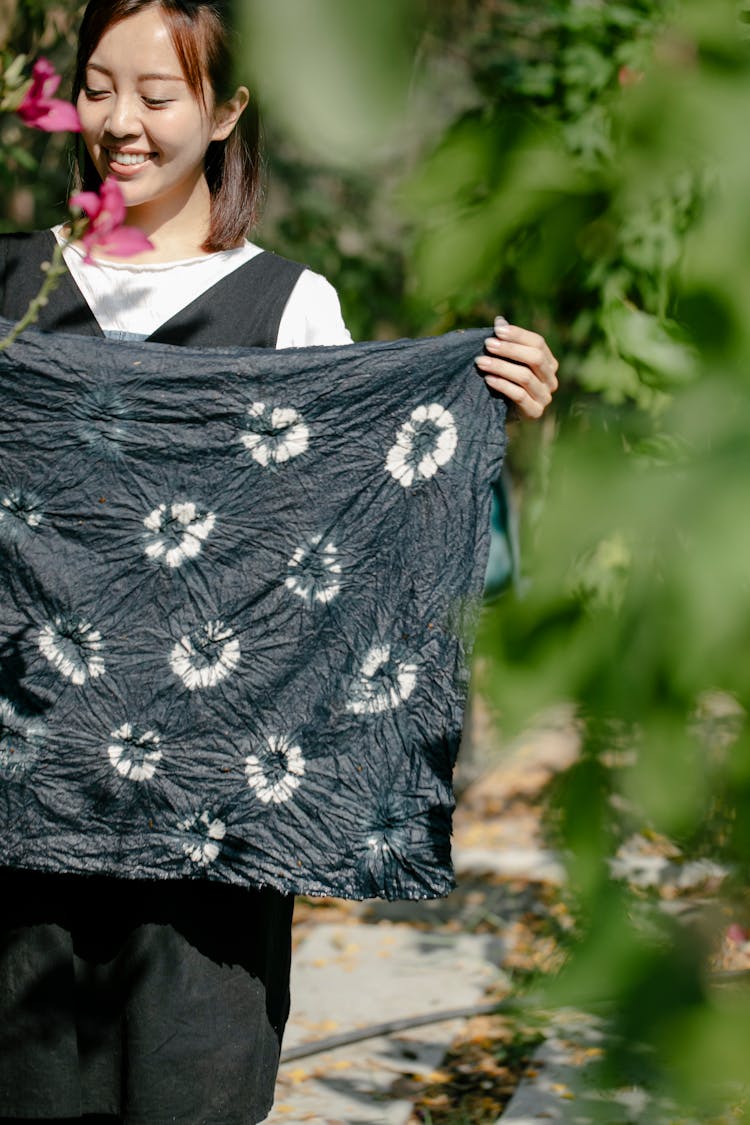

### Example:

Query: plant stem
xmin=0 ymin=238 xmax=68 ymax=351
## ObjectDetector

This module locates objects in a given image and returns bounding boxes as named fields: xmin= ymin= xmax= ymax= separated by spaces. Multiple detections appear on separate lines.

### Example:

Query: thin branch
xmin=0 ymin=237 xmax=68 ymax=351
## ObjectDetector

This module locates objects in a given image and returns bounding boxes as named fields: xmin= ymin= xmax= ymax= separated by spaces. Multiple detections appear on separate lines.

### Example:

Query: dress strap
xmin=149 ymin=251 xmax=307 ymax=349
xmin=0 ymin=230 xmax=103 ymax=337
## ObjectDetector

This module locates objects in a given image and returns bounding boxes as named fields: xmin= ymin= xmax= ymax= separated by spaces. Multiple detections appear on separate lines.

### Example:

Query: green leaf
xmin=241 ymin=0 xmax=419 ymax=166
xmin=605 ymin=304 xmax=701 ymax=388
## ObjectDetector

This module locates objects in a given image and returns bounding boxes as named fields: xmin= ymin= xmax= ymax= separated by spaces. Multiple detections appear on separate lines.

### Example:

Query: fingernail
xmin=475 ymin=355 xmax=492 ymax=368
xmin=494 ymin=315 xmax=508 ymax=329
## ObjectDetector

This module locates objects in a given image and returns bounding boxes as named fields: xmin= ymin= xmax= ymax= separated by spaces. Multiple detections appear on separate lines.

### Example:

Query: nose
xmin=104 ymin=92 xmax=140 ymax=139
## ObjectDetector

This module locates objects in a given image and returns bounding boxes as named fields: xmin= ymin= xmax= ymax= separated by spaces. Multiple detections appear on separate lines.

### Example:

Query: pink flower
xmin=727 ymin=924 xmax=748 ymax=945
xmin=17 ymin=58 xmax=81 ymax=133
xmin=69 ymin=177 xmax=155 ymax=263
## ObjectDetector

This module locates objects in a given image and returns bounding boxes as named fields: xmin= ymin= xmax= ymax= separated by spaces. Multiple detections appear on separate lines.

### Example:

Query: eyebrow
xmin=86 ymin=62 xmax=185 ymax=82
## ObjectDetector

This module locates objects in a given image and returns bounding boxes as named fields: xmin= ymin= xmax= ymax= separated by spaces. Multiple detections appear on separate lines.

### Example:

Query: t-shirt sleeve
xmin=275 ymin=269 xmax=354 ymax=348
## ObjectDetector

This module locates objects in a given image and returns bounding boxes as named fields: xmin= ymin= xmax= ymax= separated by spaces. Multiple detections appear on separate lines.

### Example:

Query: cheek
xmin=76 ymin=98 xmax=99 ymax=151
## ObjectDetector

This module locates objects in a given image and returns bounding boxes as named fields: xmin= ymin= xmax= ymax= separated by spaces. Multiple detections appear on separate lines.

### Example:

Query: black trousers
xmin=0 ymin=1119 xmax=117 ymax=1124
xmin=0 ymin=869 xmax=294 ymax=1125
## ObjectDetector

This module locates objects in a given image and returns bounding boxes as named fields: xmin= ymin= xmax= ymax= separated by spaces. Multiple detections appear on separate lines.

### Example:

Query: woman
xmin=0 ymin=2 xmax=558 ymax=1122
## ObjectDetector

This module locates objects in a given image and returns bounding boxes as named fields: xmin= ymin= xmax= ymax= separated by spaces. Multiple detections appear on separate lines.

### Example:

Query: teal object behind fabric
xmin=0 ymin=323 xmax=506 ymax=900
xmin=483 ymin=472 xmax=518 ymax=598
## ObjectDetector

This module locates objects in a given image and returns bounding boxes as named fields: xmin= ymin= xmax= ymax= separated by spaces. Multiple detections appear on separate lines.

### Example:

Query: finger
xmin=491 ymin=322 xmax=559 ymax=381
xmin=492 ymin=315 xmax=546 ymax=344
xmin=475 ymin=356 xmax=553 ymax=413
xmin=480 ymin=374 xmax=548 ymax=419
xmin=494 ymin=320 xmax=546 ymax=350
xmin=485 ymin=337 xmax=559 ymax=389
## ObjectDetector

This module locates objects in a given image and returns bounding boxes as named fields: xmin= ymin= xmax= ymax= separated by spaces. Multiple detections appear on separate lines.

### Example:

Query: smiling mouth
xmin=107 ymin=150 xmax=155 ymax=166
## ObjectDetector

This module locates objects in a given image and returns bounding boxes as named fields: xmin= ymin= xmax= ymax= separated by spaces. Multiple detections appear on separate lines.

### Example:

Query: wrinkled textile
xmin=0 ymin=868 xmax=292 ymax=1123
xmin=0 ymin=322 xmax=506 ymax=900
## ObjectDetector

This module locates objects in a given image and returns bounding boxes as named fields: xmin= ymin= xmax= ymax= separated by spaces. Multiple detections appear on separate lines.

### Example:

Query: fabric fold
xmin=0 ymin=323 xmax=506 ymax=900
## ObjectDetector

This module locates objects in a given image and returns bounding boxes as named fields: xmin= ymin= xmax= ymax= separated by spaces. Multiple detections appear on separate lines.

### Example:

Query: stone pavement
xmin=261 ymin=709 xmax=744 ymax=1124
xmin=494 ymin=1011 xmax=720 ymax=1125
xmin=267 ymin=922 xmax=507 ymax=1124
xmin=263 ymin=838 xmax=574 ymax=1124
xmin=264 ymin=718 xmax=580 ymax=1124
xmin=497 ymin=1013 xmax=608 ymax=1124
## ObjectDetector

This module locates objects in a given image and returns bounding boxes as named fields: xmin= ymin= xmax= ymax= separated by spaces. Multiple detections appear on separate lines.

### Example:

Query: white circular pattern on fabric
xmin=180 ymin=810 xmax=226 ymax=866
xmin=0 ymin=488 xmax=43 ymax=532
xmin=240 ymin=401 xmax=309 ymax=466
xmin=367 ymin=835 xmax=393 ymax=858
xmin=169 ymin=619 xmax=240 ymax=691
xmin=0 ymin=698 xmax=44 ymax=776
xmin=107 ymin=722 xmax=162 ymax=781
xmin=385 ymin=403 xmax=458 ymax=488
xmin=143 ymin=500 xmax=216 ymax=569
xmin=38 ymin=616 xmax=106 ymax=685
xmin=245 ymin=733 xmax=306 ymax=805
xmin=346 ymin=643 xmax=418 ymax=715
xmin=285 ymin=534 xmax=342 ymax=606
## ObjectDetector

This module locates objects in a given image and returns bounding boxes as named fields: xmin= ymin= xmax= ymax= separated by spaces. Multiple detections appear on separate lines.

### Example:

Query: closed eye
xmin=84 ymin=86 xmax=110 ymax=99
xmin=143 ymin=97 xmax=172 ymax=107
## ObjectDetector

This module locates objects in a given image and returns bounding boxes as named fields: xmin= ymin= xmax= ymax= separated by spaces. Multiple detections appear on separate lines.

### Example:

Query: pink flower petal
xmin=19 ymin=99 xmax=81 ymax=133
xmin=69 ymin=191 xmax=104 ymax=220
xmin=97 ymin=178 xmax=127 ymax=231
xmin=70 ymin=175 xmax=153 ymax=263
xmin=29 ymin=58 xmax=60 ymax=99
xmin=32 ymin=57 xmax=56 ymax=81
xmin=18 ymin=60 xmax=81 ymax=133
xmin=727 ymin=924 xmax=747 ymax=944
xmin=97 ymin=227 xmax=155 ymax=258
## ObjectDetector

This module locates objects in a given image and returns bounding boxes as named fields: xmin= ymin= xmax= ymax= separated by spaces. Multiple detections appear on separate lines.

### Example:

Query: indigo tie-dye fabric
xmin=0 ymin=322 xmax=506 ymax=900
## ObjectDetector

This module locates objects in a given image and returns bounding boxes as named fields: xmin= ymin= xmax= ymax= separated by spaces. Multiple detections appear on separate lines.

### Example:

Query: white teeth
xmin=109 ymin=152 xmax=151 ymax=165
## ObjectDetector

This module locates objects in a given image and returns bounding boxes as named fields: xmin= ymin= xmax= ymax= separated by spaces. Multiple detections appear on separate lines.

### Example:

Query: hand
xmin=475 ymin=316 xmax=559 ymax=419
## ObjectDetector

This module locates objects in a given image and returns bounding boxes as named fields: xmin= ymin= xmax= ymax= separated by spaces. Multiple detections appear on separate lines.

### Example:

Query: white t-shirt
xmin=52 ymin=228 xmax=353 ymax=348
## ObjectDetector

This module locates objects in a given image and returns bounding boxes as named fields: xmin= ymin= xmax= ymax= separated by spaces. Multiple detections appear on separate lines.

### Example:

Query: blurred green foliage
xmin=465 ymin=0 xmax=750 ymax=1115
xmin=3 ymin=0 xmax=750 ymax=1116
xmin=0 ymin=1 xmax=84 ymax=230
xmin=240 ymin=1 xmax=750 ymax=1114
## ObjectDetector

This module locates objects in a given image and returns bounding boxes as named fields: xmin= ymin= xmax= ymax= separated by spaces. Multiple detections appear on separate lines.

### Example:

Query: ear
xmin=211 ymin=85 xmax=250 ymax=142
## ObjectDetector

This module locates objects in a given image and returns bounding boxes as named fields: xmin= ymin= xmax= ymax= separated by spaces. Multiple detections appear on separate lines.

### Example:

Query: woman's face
xmin=76 ymin=6 xmax=222 ymax=227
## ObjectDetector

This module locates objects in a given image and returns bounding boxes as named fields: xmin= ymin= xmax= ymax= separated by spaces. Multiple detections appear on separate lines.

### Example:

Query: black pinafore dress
xmin=0 ymin=232 xmax=307 ymax=1125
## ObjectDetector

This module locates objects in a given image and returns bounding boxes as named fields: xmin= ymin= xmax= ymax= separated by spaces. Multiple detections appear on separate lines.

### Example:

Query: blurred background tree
xmin=3 ymin=0 xmax=750 ymax=1116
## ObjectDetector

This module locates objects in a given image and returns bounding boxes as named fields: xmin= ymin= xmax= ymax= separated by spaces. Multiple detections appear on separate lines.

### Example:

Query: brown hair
xmin=72 ymin=0 xmax=262 ymax=251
